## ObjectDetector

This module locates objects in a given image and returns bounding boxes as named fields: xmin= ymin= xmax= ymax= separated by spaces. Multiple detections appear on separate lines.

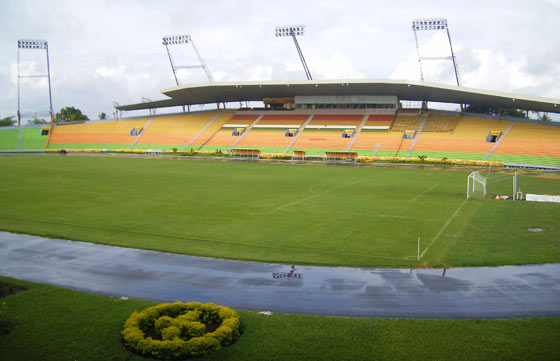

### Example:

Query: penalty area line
xmin=270 ymin=178 xmax=365 ymax=213
xmin=410 ymin=184 xmax=438 ymax=202
xmin=419 ymin=198 xmax=468 ymax=259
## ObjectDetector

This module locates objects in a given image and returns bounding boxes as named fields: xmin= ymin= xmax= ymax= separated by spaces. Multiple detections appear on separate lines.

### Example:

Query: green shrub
xmin=122 ymin=301 xmax=240 ymax=359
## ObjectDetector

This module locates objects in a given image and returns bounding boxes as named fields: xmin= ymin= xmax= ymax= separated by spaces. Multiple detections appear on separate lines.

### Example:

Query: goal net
xmin=467 ymin=171 xmax=487 ymax=199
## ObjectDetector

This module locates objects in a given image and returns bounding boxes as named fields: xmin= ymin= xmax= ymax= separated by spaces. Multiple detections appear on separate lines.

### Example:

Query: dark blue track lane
xmin=1 ymin=232 xmax=559 ymax=318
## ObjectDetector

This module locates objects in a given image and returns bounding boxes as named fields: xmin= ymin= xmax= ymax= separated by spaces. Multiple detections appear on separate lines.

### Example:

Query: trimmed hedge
xmin=122 ymin=302 xmax=240 ymax=359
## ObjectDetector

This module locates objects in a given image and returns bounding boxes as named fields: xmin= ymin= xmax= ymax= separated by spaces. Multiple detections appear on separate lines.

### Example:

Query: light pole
xmin=162 ymin=34 xmax=214 ymax=112
xmin=162 ymin=34 xmax=214 ymax=85
xmin=17 ymin=39 xmax=55 ymax=128
xmin=411 ymin=18 xmax=461 ymax=87
xmin=275 ymin=25 xmax=312 ymax=80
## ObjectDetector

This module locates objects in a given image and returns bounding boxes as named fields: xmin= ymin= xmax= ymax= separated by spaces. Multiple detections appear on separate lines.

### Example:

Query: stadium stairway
xmin=407 ymin=115 xmax=512 ymax=160
xmin=483 ymin=121 xmax=516 ymax=160
xmin=488 ymin=121 xmax=560 ymax=166
xmin=129 ymin=117 xmax=153 ymax=149
xmin=406 ymin=114 xmax=428 ymax=157
xmin=182 ymin=112 xmax=222 ymax=150
xmin=195 ymin=112 xmax=242 ymax=151
xmin=233 ymin=114 xmax=308 ymax=153
xmin=231 ymin=114 xmax=264 ymax=148
xmin=346 ymin=114 xmax=369 ymax=151
xmin=133 ymin=112 xmax=218 ymax=150
xmin=348 ymin=114 xmax=397 ymax=156
xmin=284 ymin=114 xmax=314 ymax=153
xmin=289 ymin=114 xmax=363 ymax=155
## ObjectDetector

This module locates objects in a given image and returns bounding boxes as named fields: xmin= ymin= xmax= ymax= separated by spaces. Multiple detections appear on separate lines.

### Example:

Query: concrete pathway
xmin=0 ymin=231 xmax=559 ymax=318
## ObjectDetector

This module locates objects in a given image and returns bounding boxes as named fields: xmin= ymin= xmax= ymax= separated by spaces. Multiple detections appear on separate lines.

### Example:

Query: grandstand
xmin=406 ymin=114 xmax=513 ymax=160
xmin=2 ymin=79 xmax=559 ymax=167
xmin=488 ymin=121 xmax=560 ymax=166
xmin=233 ymin=114 xmax=308 ymax=153
xmin=48 ymin=118 xmax=151 ymax=149
xmin=133 ymin=112 xmax=232 ymax=150
xmin=290 ymin=114 xmax=363 ymax=154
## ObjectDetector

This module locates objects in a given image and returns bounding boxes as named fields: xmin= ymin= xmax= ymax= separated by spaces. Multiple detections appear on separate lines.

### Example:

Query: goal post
xmin=467 ymin=171 xmax=487 ymax=199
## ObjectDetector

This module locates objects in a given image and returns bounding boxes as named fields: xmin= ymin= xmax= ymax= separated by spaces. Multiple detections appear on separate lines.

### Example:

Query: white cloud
xmin=312 ymin=53 xmax=366 ymax=79
xmin=390 ymin=32 xmax=560 ymax=100
xmin=1 ymin=0 xmax=559 ymax=119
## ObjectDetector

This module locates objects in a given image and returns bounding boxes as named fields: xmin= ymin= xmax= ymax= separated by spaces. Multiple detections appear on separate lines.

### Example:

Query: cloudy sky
xmin=1 ymin=0 xmax=559 ymax=120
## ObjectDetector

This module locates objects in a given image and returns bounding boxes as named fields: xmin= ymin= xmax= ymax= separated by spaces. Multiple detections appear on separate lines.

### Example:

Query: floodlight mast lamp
xmin=411 ymin=18 xmax=461 ymax=87
xmin=162 ymin=34 xmax=214 ymax=85
xmin=17 ymin=39 xmax=55 ymax=128
xmin=275 ymin=25 xmax=313 ymax=80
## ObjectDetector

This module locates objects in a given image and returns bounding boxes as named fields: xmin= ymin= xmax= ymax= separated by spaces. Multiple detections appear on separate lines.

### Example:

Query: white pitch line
xmin=419 ymin=198 xmax=468 ymax=259
xmin=308 ymin=185 xmax=320 ymax=194
xmin=355 ymin=213 xmax=443 ymax=222
xmin=271 ymin=179 xmax=364 ymax=212
xmin=410 ymin=184 xmax=438 ymax=202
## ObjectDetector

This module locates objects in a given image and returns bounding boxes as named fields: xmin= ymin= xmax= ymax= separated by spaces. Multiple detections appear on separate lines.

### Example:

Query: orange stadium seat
xmin=236 ymin=114 xmax=308 ymax=149
xmin=291 ymin=114 xmax=363 ymax=150
xmin=412 ymin=116 xmax=512 ymax=155
xmin=493 ymin=122 xmax=560 ymax=158
xmin=136 ymin=112 xmax=218 ymax=147
xmin=49 ymin=118 xmax=150 ymax=147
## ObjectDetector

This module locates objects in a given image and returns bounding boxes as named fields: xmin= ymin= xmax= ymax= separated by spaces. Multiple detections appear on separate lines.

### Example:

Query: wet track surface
xmin=1 ymin=231 xmax=559 ymax=318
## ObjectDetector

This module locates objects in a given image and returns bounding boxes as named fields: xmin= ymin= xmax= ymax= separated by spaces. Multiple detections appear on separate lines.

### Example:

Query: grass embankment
xmin=0 ymin=277 xmax=559 ymax=361
xmin=0 ymin=155 xmax=558 ymax=268
xmin=0 ymin=128 xmax=47 ymax=150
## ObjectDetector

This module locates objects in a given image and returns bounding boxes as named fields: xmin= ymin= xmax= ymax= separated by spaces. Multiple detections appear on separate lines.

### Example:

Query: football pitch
xmin=0 ymin=154 xmax=558 ymax=268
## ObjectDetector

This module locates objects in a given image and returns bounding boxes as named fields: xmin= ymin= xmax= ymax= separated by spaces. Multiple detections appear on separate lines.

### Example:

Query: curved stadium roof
xmin=117 ymin=79 xmax=560 ymax=113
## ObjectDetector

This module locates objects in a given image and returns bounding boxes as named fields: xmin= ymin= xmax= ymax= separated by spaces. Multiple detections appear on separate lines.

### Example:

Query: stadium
xmin=1 ymin=12 xmax=560 ymax=361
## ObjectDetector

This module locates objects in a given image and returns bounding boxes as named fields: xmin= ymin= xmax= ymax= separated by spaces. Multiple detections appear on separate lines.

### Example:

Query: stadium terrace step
xmin=29 ymin=110 xmax=560 ymax=168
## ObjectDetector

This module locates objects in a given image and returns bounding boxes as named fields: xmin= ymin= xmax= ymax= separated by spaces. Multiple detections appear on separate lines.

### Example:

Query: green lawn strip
xmin=132 ymin=143 xmax=185 ymax=151
xmin=197 ymin=145 xmax=233 ymax=152
xmin=0 ymin=276 xmax=559 ymax=361
xmin=289 ymin=147 xmax=351 ymax=155
xmin=0 ymin=156 xmax=558 ymax=268
xmin=0 ymin=129 xmax=19 ymax=150
xmin=488 ymin=153 xmax=560 ymax=166
xmin=405 ymin=150 xmax=488 ymax=160
xmin=233 ymin=146 xmax=287 ymax=154
xmin=21 ymin=128 xmax=48 ymax=150
xmin=47 ymin=143 xmax=132 ymax=150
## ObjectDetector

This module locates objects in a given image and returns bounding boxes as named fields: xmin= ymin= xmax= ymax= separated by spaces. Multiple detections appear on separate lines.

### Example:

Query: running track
xmin=1 ymin=232 xmax=559 ymax=318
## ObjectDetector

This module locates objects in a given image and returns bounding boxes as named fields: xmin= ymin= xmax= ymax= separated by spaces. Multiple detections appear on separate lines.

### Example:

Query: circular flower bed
xmin=122 ymin=302 xmax=240 ymax=359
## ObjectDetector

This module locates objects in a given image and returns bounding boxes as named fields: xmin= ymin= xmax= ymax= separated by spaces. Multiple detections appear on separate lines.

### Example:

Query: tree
xmin=0 ymin=116 xmax=16 ymax=127
xmin=539 ymin=113 xmax=551 ymax=122
xmin=27 ymin=117 xmax=48 ymax=125
xmin=464 ymin=104 xmax=525 ymax=118
xmin=55 ymin=107 xmax=89 ymax=122
xmin=98 ymin=112 xmax=107 ymax=120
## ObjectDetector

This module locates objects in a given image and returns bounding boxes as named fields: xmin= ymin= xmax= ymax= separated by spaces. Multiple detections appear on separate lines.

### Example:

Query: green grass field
xmin=0 ymin=154 xmax=558 ymax=268
xmin=0 ymin=128 xmax=47 ymax=150
xmin=1 ymin=276 xmax=559 ymax=361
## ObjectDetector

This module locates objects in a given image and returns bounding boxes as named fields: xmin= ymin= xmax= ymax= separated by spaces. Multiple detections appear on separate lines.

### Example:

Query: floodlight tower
xmin=275 ymin=25 xmax=312 ymax=80
xmin=113 ymin=101 xmax=121 ymax=120
xmin=162 ymin=34 xmax=214 ymax=85
xmin=411 ymin=18 xmax=461 ymax=87
xmin=17 ymin=39 xmax=55 ymax=128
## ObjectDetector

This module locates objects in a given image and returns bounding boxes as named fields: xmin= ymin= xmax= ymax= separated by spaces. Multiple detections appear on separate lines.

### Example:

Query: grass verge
xmin=0 ymin=276 xmax=559 ymax=361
